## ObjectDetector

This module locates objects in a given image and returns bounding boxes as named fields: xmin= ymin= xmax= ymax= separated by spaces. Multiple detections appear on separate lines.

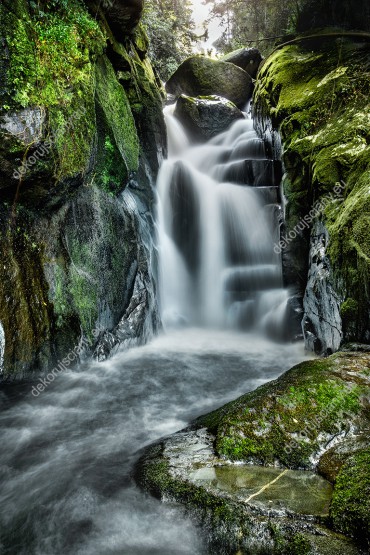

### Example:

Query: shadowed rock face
xmin=174 ymin=95 xmax=245 ymax=143
xmin=0 ymin=0 xmax=165 ymax=377
xmin=87 ymin=0 xmax=144 ymax=40
xmin=221 ymin=47 xmax=263 ymax=78
xmin=166 ymin=56 xmax=253 ymax=108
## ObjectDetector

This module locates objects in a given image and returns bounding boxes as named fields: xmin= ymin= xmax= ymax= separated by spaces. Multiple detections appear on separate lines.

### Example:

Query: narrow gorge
xmin=0 ymin=0 xmax=369 ymax=554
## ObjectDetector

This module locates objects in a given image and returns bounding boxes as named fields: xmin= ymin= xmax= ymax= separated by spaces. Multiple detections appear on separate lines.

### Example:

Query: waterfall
xmin=157 ymin=104 xmax=288 ymax=340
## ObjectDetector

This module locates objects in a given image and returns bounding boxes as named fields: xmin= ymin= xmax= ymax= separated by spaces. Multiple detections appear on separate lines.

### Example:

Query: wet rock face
xmin=221 ymin=47 xmax=263 ymax=78
xmin=166 ymin=56 xmax=253 ymax=109
xmin=0 ymin=322 xmax=4 ymax=374
xmin=302 ymin=221 xmax=342 ymax=355
xmin=174 ymin=94 xmax=245 ymax=143
xmin=253 ymin=39 xmax=370 ymax=350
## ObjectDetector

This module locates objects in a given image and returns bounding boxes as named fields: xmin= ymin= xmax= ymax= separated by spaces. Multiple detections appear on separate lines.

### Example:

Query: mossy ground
xmin=254 ymin=37 xmax=370 ymax=341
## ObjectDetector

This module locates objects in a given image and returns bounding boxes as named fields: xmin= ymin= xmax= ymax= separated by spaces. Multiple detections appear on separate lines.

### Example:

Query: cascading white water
xmin=157 ymin=105 xmax=289 ymax=339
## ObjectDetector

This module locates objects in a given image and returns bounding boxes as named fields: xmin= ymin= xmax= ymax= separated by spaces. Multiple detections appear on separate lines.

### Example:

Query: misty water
xmin=0 ymin=331 xmax=310 ymax=554
xmin=0 ymin=108 xmax=311 ymax=554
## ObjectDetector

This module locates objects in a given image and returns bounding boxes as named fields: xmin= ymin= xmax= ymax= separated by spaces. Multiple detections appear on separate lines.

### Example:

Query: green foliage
xmin=142 ymin=0 xmax=196 ymax=80
xmin=205 ymin=0 xmax=304 ymax=54
xmin=6 ymin=0 xmax=105 ymax=109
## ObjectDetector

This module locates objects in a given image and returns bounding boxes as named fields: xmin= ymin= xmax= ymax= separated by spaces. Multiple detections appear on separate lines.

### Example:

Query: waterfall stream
xmin=0 ymin=106 xmax=310 ymax=555
xmin=158 ymin=105 xmax=288 ymax=338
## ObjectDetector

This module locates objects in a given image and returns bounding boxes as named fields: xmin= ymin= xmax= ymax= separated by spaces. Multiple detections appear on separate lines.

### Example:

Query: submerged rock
xmin=166 ymin=56 xmax=253 ymax=108
xmin=174 ymin=95 xmax=244 ymax=143
xmin=135 ymin=351 xmax=370 ymax=554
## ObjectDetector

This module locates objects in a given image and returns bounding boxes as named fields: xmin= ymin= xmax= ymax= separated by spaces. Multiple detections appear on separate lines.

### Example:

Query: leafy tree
xmin=206 ymin=0 xmax=370 ymax=54
xmin=142 ymin=0 xmax=197 ymax=81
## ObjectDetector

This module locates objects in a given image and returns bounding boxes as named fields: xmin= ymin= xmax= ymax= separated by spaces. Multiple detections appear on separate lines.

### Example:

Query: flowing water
xmin=158 ymin=105 xmax=286 ymax=336
xmin=0 ymin=107 xmax=310 ymax=554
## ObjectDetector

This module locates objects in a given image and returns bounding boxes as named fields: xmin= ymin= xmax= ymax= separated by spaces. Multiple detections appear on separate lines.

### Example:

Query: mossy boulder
xmin=166 ymin=56 xmax=253 ymax=109
xmin=195 ymin=352 xmax=370 ymax=469
xmin=136 ymin=352 xmax=369 ymax=554
xmin=174 ymin=94 xmax=244 ymax=143
xmin=253 ymin=36 xmax=370 ymax=348
xmin=330 ymin=447 xmax=370 ymax=550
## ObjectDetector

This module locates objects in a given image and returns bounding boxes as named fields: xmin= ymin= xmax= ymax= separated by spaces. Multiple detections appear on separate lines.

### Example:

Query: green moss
xmin=0 ymin=224 xmax=53 ymax=373
xmin=197 ymin=354 xmax=369 ymax=468
xmin=340 ymin=298 xmax=359 ymax=319
xmin=95 ymin=55 xmax=139 ymax=183
xmin=330 ymin=447 xmax=370 ymax=548
xmin=254 ymin=38 xmax=370 ymax=341
xmin=2 ymin=0 xmax=105 ymax=110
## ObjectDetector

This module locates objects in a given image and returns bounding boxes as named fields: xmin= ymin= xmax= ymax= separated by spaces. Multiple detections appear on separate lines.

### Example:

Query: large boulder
xmin=136 ymin=351 xmax=370 ymax=554
xmin=166 ymin=56 xmax=252 ymax=109
xmin=221 ymin=47 xmax=262 ymax=78
xmin=174 ymin=94 xmax=244 ymax=143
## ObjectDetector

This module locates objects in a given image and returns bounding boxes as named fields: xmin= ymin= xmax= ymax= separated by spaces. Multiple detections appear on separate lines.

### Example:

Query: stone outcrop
xmin=136 ymin=351 xmax=370 ymax=554
xmin=174 ymin=94 xmax=245 ymax=143
xmin=166 ymin=56 xmax=253 ymax=108
xmin=302 ymin=221 xmax=342 ymax=355
xmin=253 ymin=36 xmax=370 ymax=353
xmin=0 ymin=0 xmax=166 ymax=377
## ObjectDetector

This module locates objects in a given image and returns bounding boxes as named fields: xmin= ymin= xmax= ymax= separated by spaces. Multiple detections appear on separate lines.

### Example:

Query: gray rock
xmin=221 ymin=47 xmax=263 ymax=78
xmin=92 ymin=0 xmax=143 ymax=41
xmin=0 ymin=107 xmax=45 ymax=146
xmin=166 ymin=56 xmax=253 ymax=109
xmin=302 ymin=221 xmax=343 ymax=355
xmin=174 ymin=94 xmax=244 ymax=143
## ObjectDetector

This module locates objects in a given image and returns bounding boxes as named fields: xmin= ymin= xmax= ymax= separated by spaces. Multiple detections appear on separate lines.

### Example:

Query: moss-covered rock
xmin=330 ymin=447 xmax=370 ymax=549
xmin=136 ymin=352 xmax=369 ymax=554
xmin=221 ymin=47 xmax=263 ymax=78
xmin=196 ymin=352 xmax=370 ymax=469
xmin=174 ymin=94 xmax=244 ymax=143
xmin=0 ymin=0 xmax=165 ymax=376
xmin=166 ymin=55 xmax=253 ymax=108
xmin=253 ymin=36 xmax=370 ymax=347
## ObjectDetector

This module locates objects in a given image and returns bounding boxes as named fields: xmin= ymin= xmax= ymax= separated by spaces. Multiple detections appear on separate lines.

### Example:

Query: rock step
xmin=214 ymin=159 xmax=282 ymax=187
xmin=223 ymin=264 xmax=282 ymax=293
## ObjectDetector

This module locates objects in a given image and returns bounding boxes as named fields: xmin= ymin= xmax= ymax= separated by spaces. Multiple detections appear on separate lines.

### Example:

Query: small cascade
xmin=157 ymin=105 xmax=288 ymax=339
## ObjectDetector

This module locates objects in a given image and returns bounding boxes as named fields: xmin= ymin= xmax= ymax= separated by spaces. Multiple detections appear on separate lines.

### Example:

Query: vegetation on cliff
xmin=0 ymin=0 xmax=165 ymax=375
xmin=253 ymin=36 xmax=370 ymax=344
